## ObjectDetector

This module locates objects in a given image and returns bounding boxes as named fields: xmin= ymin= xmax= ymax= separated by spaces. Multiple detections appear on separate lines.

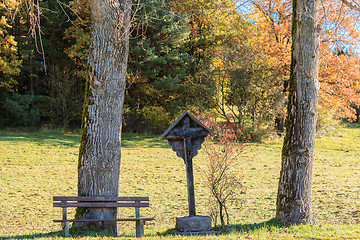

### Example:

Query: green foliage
xmin=126 ymin=0 xmax=194 ymax=125
xmin=123 ymin=105 xmax=171 ymax=134
xmin=63 ymin=0 xmax=90 ymax=73
xmin=0 ymin=93 xmax=46 ymax=127
xmin=11 ymin=0 xmax=73 ymax=95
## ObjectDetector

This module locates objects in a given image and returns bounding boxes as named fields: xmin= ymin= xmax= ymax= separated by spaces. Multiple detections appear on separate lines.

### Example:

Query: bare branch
xmin=341 ymin=0 xmax=360 ymax=12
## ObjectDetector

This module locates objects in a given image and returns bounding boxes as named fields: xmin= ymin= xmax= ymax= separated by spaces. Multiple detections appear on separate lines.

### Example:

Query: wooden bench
xmin=53 ymin=196 xmax=154 ymax=237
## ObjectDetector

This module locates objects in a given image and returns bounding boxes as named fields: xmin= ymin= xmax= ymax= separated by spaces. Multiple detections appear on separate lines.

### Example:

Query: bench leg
xmin=136 ymin=220 xmax=144 ymax=238
xmin=62 ymin=205 xmax=69 ymax=237
xmin=63 ymin=221 xmax=69 ymax=237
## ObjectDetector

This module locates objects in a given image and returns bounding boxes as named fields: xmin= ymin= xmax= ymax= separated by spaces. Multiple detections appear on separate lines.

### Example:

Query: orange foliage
xmin=169 ymin=0 xmax=240 ymax=47
xmin=247 ymin=0 xmax=292 ymax=82
xmin=244 ymin=0 xmax=360 ymax=120
xmin=320 ymin=52 xmax=360 ymax=120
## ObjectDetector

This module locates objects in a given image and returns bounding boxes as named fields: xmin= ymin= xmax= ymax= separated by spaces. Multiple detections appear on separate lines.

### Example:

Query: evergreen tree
xmin=124 ymin=0 xmax=194 ymax=133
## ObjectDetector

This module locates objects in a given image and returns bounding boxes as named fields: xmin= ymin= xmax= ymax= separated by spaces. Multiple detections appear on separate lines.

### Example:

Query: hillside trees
xmin=0 ymin=0 xmax=86 ymax=128
xmin=62 ymin=0 xmax=219 ymax=133
xmin=0 ymin=0 xmax=358 ymax=134
xmin=169 ymin=0 xmax=285 ymax=139
xmin=169 ymin=0 xmax=238 ymax=107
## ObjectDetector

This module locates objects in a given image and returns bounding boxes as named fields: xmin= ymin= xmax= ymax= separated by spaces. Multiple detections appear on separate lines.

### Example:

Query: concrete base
xmin=171 ymin=229 xmax=219 ymax=236
xmin=175 ymin=216 xmax=212 ymax=232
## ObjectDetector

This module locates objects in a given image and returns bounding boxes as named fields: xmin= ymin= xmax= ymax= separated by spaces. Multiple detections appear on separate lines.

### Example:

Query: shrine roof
xmin=160 ymin=111 xmax=214 ymax=139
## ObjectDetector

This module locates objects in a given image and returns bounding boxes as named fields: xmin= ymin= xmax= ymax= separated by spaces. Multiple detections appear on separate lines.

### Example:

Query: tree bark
xmin=276 ymin=0 xmax=320 ymax=225
xmin=75 ymin=0 xmax=132 ymax=234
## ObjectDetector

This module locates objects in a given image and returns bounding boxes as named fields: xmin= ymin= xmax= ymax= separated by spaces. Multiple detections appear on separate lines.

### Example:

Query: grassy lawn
xmin=0 ymin=125 xmax=359 ymax=239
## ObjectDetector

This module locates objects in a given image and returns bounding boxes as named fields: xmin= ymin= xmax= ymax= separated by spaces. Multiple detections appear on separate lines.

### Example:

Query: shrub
xmin=196 ymin=111 xmax=247 ymax=229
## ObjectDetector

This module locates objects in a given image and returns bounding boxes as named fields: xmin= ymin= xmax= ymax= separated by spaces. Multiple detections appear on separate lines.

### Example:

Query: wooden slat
xmin=53 ymin=196 xmax=149 ymax=202
xmin=53 ymin=217 xmax=155 ymax=223
xmin=53 ymin=202 xmax=149 ymax=208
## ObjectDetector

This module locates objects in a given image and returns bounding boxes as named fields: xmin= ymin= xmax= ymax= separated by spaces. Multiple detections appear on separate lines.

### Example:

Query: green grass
xmin=0 ymin=125 xmax=359 ymax=239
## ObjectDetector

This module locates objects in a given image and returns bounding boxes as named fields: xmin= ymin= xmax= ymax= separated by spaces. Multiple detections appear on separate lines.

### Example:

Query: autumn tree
xmin=0 ymin=1 xmax=21 ymax=91
xmin=275 ymin=0 xmax=320 ymax=224
xmin=318 ymin=0 xmax=360 ymax=120
xmin=170 ymin=0 xmax=240 ymax=111
xmin=242 ymin=0 xmax=360 ymax=123
xmin=211 ymin=21 xmax=286 ymax=139
xmin=275 ymin=0 xmax=360 ymax=225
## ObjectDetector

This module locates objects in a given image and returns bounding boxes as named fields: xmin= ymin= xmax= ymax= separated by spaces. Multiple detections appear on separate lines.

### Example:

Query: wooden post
xmin=62 ymin=201 xmax=69 ymax=237
xmin=135 ymin=201 xmax=144 ymax=237
xmin=161 ymin=112 xmax=213 ymax=218
xmin=184 ymin=139 xmax=196 ymax=216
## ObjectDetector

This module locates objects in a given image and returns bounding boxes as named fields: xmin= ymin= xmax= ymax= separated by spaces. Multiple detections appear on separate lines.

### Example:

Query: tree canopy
xmin=0 ymin=0 xmax=359 ymax=137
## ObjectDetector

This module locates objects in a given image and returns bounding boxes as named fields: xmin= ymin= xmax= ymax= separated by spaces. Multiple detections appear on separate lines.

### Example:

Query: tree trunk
xmin=75 ymin=0 xmax=132 ymax=234
xmin=276 ymin=0 xmax=320 ymax=225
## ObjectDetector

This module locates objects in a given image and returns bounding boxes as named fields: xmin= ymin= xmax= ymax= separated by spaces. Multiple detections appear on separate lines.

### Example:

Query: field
xmin=0 ymin=124 xmax=360 ymax=239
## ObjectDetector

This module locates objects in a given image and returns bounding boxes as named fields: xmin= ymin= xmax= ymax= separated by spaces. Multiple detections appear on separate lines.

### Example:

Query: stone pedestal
xmin=175 ymin=216 xmax=212 ymax=232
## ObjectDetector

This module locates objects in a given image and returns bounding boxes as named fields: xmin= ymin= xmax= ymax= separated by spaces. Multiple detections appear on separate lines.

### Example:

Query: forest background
xmin=1 ymin=0 xmax=360 ymax=140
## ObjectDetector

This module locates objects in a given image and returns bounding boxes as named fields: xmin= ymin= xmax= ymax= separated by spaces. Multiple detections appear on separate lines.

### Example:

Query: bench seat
xmin=53 ymin=217 xmax=155 ymax=222
xmin=53 ymin=196 xmax=154 ymax=237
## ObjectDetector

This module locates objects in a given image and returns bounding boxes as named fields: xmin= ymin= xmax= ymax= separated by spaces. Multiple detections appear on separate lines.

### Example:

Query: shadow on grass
xmin=158 ymin=218 xmax=285 ymax=237
xmin=122 ymin=133 xmax=169 ymax=149
xmin=341 ymin=122 xmax=360 ymax=129
xmin=1 ymin=228 xmax=123 ymax=239
xmin=1 ymin=231 xmax=63 ymax=239
xmin=0 ymin=130 xmax=80 ymax=148
xmin=1 ymin=220 xmax=286 ymax=239
xmin=230 ymin=218 xmax=285 ymax=233
xmin=0 ymin=130 xmax=169 ymax=149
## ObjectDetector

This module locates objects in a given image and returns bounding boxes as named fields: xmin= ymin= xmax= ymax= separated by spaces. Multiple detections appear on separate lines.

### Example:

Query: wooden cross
xmin=161 ymin=111 xmax=213 ymax=216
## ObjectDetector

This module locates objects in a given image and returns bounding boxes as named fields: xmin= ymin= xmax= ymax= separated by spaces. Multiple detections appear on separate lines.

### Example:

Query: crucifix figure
xmin=161 ymin=111 xmax=213 ymax=216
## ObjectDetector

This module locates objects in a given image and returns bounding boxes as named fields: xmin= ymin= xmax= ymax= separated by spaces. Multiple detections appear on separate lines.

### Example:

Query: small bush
xmin=196 ymin=111 xmax=247 ymax=229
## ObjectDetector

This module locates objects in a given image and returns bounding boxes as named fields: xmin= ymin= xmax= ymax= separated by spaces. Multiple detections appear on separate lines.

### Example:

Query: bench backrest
xmin=53 ymin=196 xmax=150 ymax=208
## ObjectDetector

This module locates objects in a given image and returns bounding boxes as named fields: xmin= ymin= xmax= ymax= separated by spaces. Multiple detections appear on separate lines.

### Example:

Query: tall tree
xmin=75 ymin=0 xmax=132 ymax=234
xmin=276 ymin=0 xmax=320 ymax=224
xmin=276 ymin=0 xmax=360 ymax=225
